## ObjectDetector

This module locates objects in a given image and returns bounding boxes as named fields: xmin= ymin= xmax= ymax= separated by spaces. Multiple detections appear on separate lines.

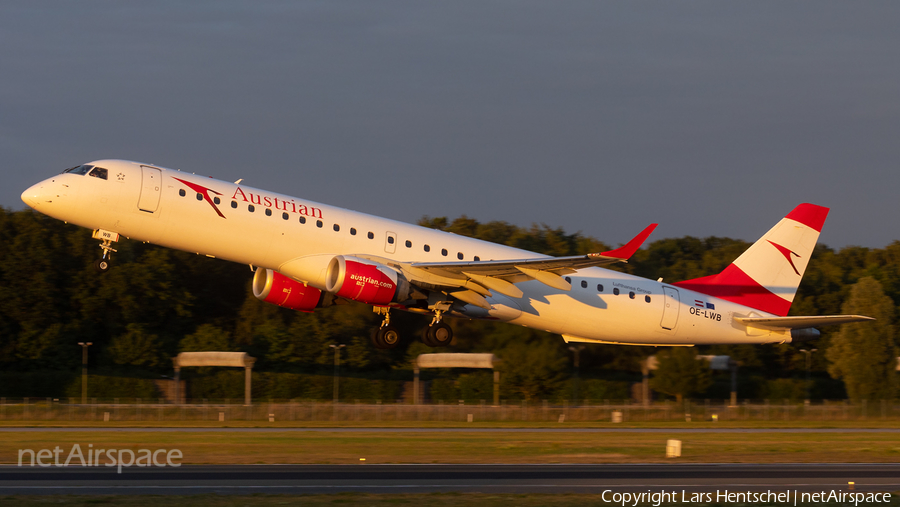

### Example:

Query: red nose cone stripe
xmin=784 ymin=203 xmax=829 ymax=233
xmin=673 ymin=264 xmax=792 ymax=316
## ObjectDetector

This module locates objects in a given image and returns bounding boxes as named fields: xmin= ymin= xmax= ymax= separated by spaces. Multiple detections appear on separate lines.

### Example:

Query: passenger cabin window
xmin=405 ymin=240 xmax=412 ymax=248
xmin=63 ymin=165 xmax=92 ymax=175
xmin=316 ymin=220 xmax=323 ymax=228
xmin=299 ymin=216 xmax=306 ymax=224
xmin=88 ymin=167 xmax=108 ymax=180
xmin=565 ymin=277 xmax=571 ymax=283
xmin=231 ymin=201 xmax=238 ymax=209
xmin=597 ymin=284 xmax=604 ymax=292
xmin=367 ymin=232 xmax=374 ymax=239
xmin=248 ymin=205 xmax=255 ymax=212
xmin=629 ymin=291 xmax=635 ymax=299
xmin=424 ymin=245 xmax=430 ymax=252
xmin=581 ymin=280 xmax=587 ymax=288
xmin=214 ymin=197 xmax=221 ymax=205
xmin=282 ymin=212 xmax=289 ymax=220
xmin=441 ymin=248 xmax=448 ymax=256
xmin=387 ymin=236 xmax=395 ymax=244
xmin=333 ymin=224 xmax=340 ymax=232
xmin=350 ymin=228 xmax=357 ymax=235
xmin=613 ymin=288 xmax=620 ymax=295
xmin=196 ymin=193 xmax=203 ymax=201
xmin=457 ymin=252 xmax=464 ymax=260
xmin=265 ymin=208 xmax=272 ymax=216
xmin=179 ymin=189 xmax=186 ymax=197
xmin=645 ymin=295 xmax=651 ymax=303
xmin=474 ymin=256 xmax=480 ymax=261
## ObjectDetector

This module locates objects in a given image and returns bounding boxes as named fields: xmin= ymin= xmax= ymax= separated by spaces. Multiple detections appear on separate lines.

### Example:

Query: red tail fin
xmin=672 ymin=204 xmax=828 ymax=316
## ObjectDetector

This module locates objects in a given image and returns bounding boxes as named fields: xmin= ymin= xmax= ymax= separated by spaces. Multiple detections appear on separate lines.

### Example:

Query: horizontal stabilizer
xmin=735 ymin=315 xmax=875 ymax=330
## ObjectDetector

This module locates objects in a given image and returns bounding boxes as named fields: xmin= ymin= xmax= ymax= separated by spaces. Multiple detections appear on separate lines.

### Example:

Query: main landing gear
xmin=371 ymin=307 xmax=401 ymax=350
xmin=422 ymin=307 xmax=453 ymax=347
xmin=369 ymin=304 xmax=455 ymax=349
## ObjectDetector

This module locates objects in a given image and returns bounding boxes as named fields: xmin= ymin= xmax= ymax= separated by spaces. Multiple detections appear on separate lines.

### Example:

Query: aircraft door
xmin=660 ymin=286 xmax=680 ymax=330
xmin=138 ymin=166 xmax=162 ymax=213
xmin=384 ymin=231 xmax=397 ymax=254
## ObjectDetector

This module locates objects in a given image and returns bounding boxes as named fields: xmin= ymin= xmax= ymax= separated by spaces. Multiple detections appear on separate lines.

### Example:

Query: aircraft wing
xmin=734 ymin=315 xmax=875 ymax=330
xmin=397 ymin=224 xmax=657 ymax=304
xmin=410 ymin=252 xmax=630 ymax=277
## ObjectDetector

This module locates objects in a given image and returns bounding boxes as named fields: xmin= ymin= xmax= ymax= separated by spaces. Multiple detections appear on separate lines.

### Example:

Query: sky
xmin=3 ymin=1 xmax=899 ymax=249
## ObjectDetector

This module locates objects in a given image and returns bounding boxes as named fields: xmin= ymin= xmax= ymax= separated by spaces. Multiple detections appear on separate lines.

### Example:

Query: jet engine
xmin=325 ymin=256 xmax=410 ymax=305
xmin=253 ymin=267 xmax=323 ymax=312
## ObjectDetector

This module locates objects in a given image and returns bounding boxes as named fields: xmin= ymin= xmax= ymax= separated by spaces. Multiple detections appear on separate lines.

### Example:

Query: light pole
xmin=568 ymin=345 xmax=585 ymax=404
xmin=77 ymin=342 xmax=92 ymax=404
xmin=799 ymin=348 xmax=817 ymax=403
xmin=329 ymin=344 xmax=346 ymax=406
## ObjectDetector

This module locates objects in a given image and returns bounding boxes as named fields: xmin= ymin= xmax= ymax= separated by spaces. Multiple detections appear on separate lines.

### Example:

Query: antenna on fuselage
xmin=235 ymin=179 xmax=243 ymax=184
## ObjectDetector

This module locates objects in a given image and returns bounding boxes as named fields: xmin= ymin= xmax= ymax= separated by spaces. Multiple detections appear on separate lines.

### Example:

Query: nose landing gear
xmin=91 ymin=230 xmax=119 ymax=274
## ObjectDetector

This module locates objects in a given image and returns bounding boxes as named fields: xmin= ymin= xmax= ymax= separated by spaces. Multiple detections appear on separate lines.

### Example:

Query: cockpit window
xmin=88 ymin=167 xmax=108 ymax=180
xmin=63 ymin=165 xmax=93 ymax=175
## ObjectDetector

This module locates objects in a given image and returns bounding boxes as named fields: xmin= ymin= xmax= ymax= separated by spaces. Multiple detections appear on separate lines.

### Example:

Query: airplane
xmin=21 ymin=160 xmax=872 ymax=349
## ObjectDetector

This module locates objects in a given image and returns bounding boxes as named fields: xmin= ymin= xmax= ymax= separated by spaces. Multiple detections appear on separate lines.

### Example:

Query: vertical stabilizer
xmin=672 ymin=203 xmax=828 ymax=316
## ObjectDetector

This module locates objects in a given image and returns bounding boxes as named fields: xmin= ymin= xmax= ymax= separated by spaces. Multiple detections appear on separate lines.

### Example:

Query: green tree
xmin=496 ymin=332 xmax=568 ymax=401
xmin=649 ymin=348 xmax=712 ymax=402
xmin=108 ymin=323 xmax=165 ymax=367
xmin=826 ymin=277 xmax=897 ymax=401
xmin=179 ymin=324 xmax=234 ymax=353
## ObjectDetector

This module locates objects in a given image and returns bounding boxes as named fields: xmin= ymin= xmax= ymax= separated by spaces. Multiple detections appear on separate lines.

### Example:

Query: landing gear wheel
xmin=95 ymin=235 xmax=117 ymax=274
xmin=94 ymin=258 xmax=111 ymax=273
xmin=371 ymin=325 xmax=401 ymax=349
xmin=424 ymin=322 xmax=453 ymax=347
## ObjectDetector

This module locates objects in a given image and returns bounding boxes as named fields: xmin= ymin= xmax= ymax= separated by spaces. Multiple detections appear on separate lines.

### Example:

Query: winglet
xmin=599 ymin=224 xmax=658 ymax=260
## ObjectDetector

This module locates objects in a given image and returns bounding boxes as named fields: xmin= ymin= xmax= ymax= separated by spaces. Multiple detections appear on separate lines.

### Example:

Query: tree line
xmin=0 ymin=208 xmax=895 ymax=401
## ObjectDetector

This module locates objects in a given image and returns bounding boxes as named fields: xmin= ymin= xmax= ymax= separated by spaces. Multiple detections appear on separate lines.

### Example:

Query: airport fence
xmin=0 ymin=397 xmax=898 ymax=422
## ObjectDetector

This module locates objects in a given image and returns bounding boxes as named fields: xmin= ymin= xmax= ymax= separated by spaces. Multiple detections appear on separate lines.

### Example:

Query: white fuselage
xmin=22 ymin=160 xmax=789 ymax=346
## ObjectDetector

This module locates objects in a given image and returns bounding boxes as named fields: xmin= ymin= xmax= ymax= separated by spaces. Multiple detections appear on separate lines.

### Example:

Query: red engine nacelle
xmin=253 ymin=267 xmax=323 ymax=312
xmin=325 ymin=256 xmax=410 ymax=305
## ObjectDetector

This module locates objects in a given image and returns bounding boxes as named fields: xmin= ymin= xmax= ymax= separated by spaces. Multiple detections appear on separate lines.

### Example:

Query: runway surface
xmin=3 ymin=427 xmax=900 ymax=433
xmin=2 ymin=463 xmax=898 ymax=495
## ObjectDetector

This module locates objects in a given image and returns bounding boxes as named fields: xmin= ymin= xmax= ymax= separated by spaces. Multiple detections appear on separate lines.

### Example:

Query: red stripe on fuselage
xmin=672 ymin=264 xmax=792 ymax=316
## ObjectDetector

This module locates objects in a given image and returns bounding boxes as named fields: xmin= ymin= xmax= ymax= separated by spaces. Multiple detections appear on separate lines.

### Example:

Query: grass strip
xmin=4 ymin=430 xmax=900 ymax=464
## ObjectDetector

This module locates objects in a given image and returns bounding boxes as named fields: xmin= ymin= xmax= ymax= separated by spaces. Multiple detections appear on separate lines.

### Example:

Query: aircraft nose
xmin=21 ymin=183 xmax=42 ymax=209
